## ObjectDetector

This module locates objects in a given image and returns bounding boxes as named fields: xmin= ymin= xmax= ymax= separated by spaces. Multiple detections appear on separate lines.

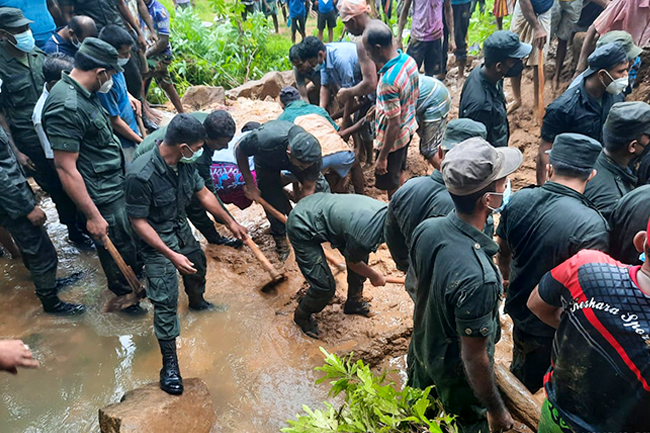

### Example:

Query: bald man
xmin=43 ymin=15 xmax=97 ymax=57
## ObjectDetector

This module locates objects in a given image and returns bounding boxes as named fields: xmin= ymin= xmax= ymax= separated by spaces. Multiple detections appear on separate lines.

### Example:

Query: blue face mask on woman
xmin=11 ymin=29 xmax=35 ymax=53
xmin=486 ymin=178 xmax=511 ymax=214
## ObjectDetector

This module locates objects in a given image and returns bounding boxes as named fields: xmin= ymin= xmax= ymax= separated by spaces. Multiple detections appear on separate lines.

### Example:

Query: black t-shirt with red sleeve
xmin=538 ymin=250 xmax=650 ymax=433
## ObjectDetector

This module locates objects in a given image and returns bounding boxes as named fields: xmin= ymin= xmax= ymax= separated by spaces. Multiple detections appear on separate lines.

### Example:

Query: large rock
xmin=227 ymin=70 xmax=296 ymax=100
xmin=181 ymin=86 xmax=225 ymax=110
xmin=99 ymin=378 xmax=216 ymax=433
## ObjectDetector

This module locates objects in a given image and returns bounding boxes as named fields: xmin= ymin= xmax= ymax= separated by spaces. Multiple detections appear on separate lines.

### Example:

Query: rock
xmin=181 ymin=86 xmax=225 ymax=110
xmin=227 ymin=70 xmax=296 ymax=100
xmin=99 ymin=378 xmax=216 ymax=433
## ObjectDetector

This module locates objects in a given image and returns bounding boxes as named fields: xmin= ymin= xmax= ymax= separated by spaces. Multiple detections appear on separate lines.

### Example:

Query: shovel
xmin=243 ymin=236 xmax=287 ymax=291
xmin=255 ymin=196 xmax=347 ymax=272
xmin=102 ymin=236 xmax=147 ymax=313
xmin=537 ymin=48 xmax=545 ymax=125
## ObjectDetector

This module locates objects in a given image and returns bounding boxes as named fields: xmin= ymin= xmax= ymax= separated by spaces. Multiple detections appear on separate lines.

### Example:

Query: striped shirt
xmin=375 ymin=51 xmax=419 ymax=152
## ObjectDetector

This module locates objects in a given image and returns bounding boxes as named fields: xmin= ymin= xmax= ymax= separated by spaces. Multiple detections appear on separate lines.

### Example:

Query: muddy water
xmin=0 ymin=198 xmax=335 ymax=433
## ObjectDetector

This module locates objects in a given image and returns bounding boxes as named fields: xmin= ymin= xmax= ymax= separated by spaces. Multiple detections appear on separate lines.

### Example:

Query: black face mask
xmin=503 ymin=59 xmax=524 ymax=77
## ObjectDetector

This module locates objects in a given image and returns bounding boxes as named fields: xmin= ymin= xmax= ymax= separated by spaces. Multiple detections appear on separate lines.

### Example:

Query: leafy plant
xmin=467 ymin=0 xmax=512 ymax=55
xmin=282 ymin=348 xmax=457 ymax=433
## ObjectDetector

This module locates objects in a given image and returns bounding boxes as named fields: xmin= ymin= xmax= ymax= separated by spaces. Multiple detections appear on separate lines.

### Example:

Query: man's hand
xmin=129 ymin=95 xmax=142 ymax=117
xmin=86 ymin=215 xmax=109 ymax=241
xmin=533 ymin=25 xmax=547 ymax=50
xmin=337 ymin=88 xmax=351 ymax=105
xmin=0 ymin=340 xmax=39 ymax=374
xmin=137 ymin=32 xmax=147 ymax=51
xmin=227 ymin=220 xmax=248 ymax=241
xmin=369 ymin=272 xmax=386 ymax=287
xmin=15 ymin=151 xmax=36 ymax=171
xmin=26 ymin=207 xmax=47 ymax=227
xmin=488 ymin=409 xmax=514 ymax=432
xmin=170 ymin=252 xmax=197 ymax=274
xmin=374 ymin=156 xmax=388 ymax=176
xmin=449 ymin=39 xmax=456 ymax=53
xmin=243 ymin=184 xmax=262 ymax=202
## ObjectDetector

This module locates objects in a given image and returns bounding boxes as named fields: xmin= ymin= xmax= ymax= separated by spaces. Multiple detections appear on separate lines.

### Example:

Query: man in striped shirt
xmin=363 ymin=21 xmax=419 ymax=198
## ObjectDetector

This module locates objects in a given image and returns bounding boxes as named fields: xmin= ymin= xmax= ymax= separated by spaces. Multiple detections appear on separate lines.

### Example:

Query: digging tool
xmin=385 ymin=276 xmax=405 ymax=284
xmin=537 ymin=48 xmax=545 ymax=124
xmin=254 ymin=197 xmax=347 ymax=271
xmin=243 ymin=236 xmax=287 ymax=291
xmin=102 ymin=236 xmax=147 ymax=313
xmin=494 ymin=363 xmax=542 ymax=431
xmin=136 ymin=115 xmax=147 ymax=139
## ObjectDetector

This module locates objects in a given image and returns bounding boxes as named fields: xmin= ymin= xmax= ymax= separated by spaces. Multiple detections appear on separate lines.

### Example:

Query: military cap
xmin=78 ymin=37 xmax=123 ymax=72
xmin=280 ymin=86 xmax=301 ymax=107
xmin=0 ymin=7 xmax=32 ymax=29
xmin=604 ymin=102 xmax=650 ymax=142
xmin=442 ymin=137 xmax=523 ymax=196
xmin=597 ymin=31 xmax=643 ymax=61
xmin=484 ymin=31 xmax=532 ymax=64
xmin=584 ymin=42 xmax=628 ymax=77
xmin=547 ymin=133 xmax=601 ymax=169
xmin=441 ymin=118 xmax=488 ymax=151
xmin=288 ymin=125 xmax=321 ymax=163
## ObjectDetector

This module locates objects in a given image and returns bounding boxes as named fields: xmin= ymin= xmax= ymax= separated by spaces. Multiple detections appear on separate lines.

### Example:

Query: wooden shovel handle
xmin=537 ymin=48 xmax=545 ymax=124
xmin=385 ymin=276 xmax=405 ymax=284
xmin=256 ymin=196 xmax=288 ymax=224
xmin=103 ymin=236 xmax=144 ymax=296
xmin=244 ymin=237 xmax=283 ymax=280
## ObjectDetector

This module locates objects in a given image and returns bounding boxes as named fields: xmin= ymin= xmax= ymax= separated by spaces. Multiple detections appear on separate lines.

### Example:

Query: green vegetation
xmin=282 ymin=348 xmax=456 ymax=433
xmin=467 ymin=0 xmax=512 ymax=55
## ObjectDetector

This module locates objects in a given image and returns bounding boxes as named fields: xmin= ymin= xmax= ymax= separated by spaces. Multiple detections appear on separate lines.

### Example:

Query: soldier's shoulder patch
xmin=63 ymin=86 xmax=78 ymax=111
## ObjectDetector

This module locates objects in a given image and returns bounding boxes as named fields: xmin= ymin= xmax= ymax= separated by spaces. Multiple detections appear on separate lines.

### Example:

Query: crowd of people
xmin=0 ymin=0 xmax=650 ymax=432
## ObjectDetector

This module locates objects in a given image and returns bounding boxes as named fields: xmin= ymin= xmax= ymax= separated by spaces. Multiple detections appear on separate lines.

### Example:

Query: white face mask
xmin=97 ymin=71 xmax=113 ymax=94
xmin=603 ymin=70 xmax=628 ymax=95
xmin=117 ymin=57 xmax=129 ymax=67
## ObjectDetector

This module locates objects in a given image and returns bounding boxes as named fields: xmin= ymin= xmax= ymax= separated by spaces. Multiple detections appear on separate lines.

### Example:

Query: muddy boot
xmin=294 ymin=306 xmax=319 ymax=339
xmin=210 ymin=234 xmax=243 ymax=249
xmin=121 ymin=302 xmax=147 ymax=315
xmin=40 ymin=295 xmax=85 ymax=316
xmin=343 ymin=299 xmax=372 ymax=317
xmin=274 ymin=235 xmax=291 ymax=262
xmin=188 ymin=293 xmax=215 ymax=311
xmin=158 ymin=338 xmax=183 ymax=395
xmin=55 ymin=271 xmax=84 ymax=293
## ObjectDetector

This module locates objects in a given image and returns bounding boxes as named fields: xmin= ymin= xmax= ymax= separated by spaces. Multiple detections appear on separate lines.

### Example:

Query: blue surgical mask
xmin=12 ymin=29 xmax=35 ymax=53
xmin=640 ymin=252 xmax=646 ymax=263
xmin=180 ymin=145 xmax=203 ymax=164
xmin=314 ymin=62 xmax=324 ymax=72
xmin=486 ymin=178 xmax=511 ymax=214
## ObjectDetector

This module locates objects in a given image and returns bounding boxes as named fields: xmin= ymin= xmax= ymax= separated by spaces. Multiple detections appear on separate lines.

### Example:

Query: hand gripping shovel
xmin=102 ymin=236 xmax=147 ymax=312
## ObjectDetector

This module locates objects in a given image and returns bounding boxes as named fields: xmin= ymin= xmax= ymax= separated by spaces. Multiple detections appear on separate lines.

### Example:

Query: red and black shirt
xmin=539 ymin=250 xmax=650 ymax=433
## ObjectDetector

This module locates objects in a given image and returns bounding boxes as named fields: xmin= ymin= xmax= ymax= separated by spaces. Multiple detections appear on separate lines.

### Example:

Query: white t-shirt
xmin=32 ymin=84 xmax=53 ymax=159
xmin=212 ymin=131 xmax=255 ymax=171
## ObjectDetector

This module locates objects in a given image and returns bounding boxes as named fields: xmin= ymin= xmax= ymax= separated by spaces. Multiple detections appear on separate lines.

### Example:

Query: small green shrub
xmin=282 ymin=348 xmax=457 ymax=433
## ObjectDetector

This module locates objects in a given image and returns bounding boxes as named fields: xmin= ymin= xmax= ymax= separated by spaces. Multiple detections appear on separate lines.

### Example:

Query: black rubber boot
xmin=40 ymin=296 xmax=85 ymax=316
xmin=188 ymin=294 xmax=215 ymax=311
xmin=210 ymin=235 xmax=243 ymax=249
xmin=343 ymin=299 xmax=372 ymax=317
xmin=67 ymin=225 xmax=95 ymax=250
xmin=294 ymin=306 xmax=319 ymax=339
xmin=274 ymin=236 xmax=291 ymax=262
xmin=158 ymin=338 xmax=183 ymax=395
xmin=121 ymin=302 xmax=147 ymax=315
xmin=55 ymin=271 xmax=84 ymax=293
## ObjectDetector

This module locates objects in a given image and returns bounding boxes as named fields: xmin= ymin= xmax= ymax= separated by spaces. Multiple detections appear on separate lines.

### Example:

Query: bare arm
xmin=298 ymin=178 xmax=316 ymax=199
xmin=444 ymin=0 xmax=455 ymax=52
xmin=146 ymin=33 xmax=169 ymax=57
xmin=53 ymin=150 xmax=108 ymax=240
xmin=460 ymin=337 xmax=514 ymax=431
xmin=195 ymin=186 xmax=248 ymax=240
xmin=115 ymin=0 xmax=147 ymax=49
xmin=137 ymin=0 xmax=157 ymax=39
xmin=518 ymin=0 xmax=547 ymax=49
xmin=338 ymin=43 xmax=378 ymax=102
xmin=110 ymin=116 xmax=143 ymax=144
xmin=536 ymin=138 xmax=553 ymax=185
xmin=130 ymin=217 xmax=197 ymax=274
xmin=0 ymin=113 xmax=36 ymax=171
xmin=345 ymin=259 xmax=386 ymax=286
xmin=235 ymin=144 xmax=261 ymax=201
xmin=495 ymin=235 xmax=512 ymax=283
xmin=47 ymin=0 xmax=66 ymax=27
xmin=319 ymin=85 xmax=331 ymax=110
xmin=528 ymin=287 xmax=562 ymax=328
xmin=575 ymin=25 xmax=599 ymax=75
xmin=396 ymin=0 xmax=413 ymax=50
xmin=375 ymin=115 xmax=400 ymax=175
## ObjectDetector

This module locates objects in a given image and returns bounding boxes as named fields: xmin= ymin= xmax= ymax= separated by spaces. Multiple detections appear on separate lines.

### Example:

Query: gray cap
xmin=442 ymin=137 xmax=523 ymax=196
xmin=288 ymin=125 xmax=321 ymax=163
xmin=483 ymin=30 xmax=532 ymax=64
xmin=597 ymin=31 xmax=643 ymax=61
xmin=0 ymin=7 xmax=32 ymax=29
xmin=548 ymin=133 xmax=601 ymax=169
xmin=584 ymin=42 xmax=628 ymax=77
xmin=441 ymin=118 xmax=488 ymax=151
xmin=280 ymin=86 xmax=301 ymax=107
xmin=78 ymin=37 xmax=123 ymax=72
xmin=604 ymin=102 xmax=650 ymax=142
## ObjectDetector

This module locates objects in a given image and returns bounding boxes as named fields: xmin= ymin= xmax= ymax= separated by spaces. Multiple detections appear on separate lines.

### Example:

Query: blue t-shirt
xmin=143 ymin=0 xmax=172 ymax=56
xmin=97 ymin=72 xmax=140 ymax=149
xmin=320 ymin=42 xmax=361 ymax=89
xmin=530 ymin=0 xmax=553 ymax=15
xmin=0 ymin=0 xmax=56 ymax=49
xmin=319 ymin=0 xmax=334 ymax=13
xmin=288 ymin=0 xmax=305 ymax=18
xmin=42 ymin=31 xmax=78 ymax=57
